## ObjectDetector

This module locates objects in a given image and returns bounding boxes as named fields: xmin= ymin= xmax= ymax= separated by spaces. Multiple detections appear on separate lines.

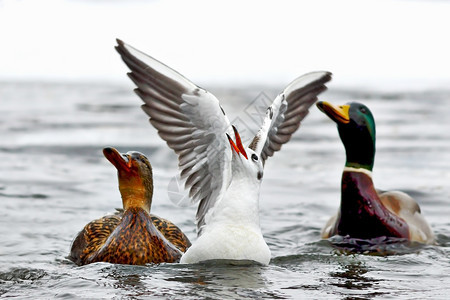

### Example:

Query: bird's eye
xmin=360 ymin=107 xmax=367 ymax=114
xmin=251 ymin=154 xmax=258 ymax=161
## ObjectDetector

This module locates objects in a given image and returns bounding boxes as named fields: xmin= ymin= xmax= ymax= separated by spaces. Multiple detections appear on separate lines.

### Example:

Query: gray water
xmin=1 ymin=82 xmax=449 ymax=299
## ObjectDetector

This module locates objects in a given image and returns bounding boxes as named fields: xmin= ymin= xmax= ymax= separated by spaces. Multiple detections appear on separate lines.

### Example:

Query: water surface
xmin=0 ymin=82 xmax=449 ymax=299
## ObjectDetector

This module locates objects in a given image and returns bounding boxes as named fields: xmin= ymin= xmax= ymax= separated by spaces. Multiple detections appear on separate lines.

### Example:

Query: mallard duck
xmin=69 ymin=147 xmax=191 ymax=265
xmin=115 ymin=39 xmax=332 ymax=265
xmin=316 ymin=101 xmax=435 ymax=244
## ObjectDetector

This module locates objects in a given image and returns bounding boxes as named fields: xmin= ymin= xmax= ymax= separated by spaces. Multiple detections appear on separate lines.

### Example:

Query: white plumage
xmin=116 ymin=39 xmax=332 ymax=265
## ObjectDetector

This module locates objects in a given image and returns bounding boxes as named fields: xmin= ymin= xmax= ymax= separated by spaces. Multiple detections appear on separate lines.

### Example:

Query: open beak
xmin=316 ymin=101 xmax=350 ymax=124
xmin=103 ymin=147 xmax=132 ymax=171
xmin=226 ymin=126 xmax=248 ymax=159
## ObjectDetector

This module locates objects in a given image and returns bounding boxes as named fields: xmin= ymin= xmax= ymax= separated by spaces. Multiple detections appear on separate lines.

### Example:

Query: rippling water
xmin=1 ymin=82 xmax=449 ymax=299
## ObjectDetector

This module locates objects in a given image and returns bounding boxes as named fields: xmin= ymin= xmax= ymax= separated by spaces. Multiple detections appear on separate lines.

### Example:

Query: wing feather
xmin=249 ymin=72 xmax=332 ymax=163
xmin=116 ymin=39 xmax=233 ymax=235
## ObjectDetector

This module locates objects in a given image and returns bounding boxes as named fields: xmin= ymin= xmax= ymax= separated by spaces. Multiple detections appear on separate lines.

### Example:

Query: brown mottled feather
xmin=69 ymin=209 xmax=191 ymax=265
xmin=151 ymin=214 xmax=191 ymax=252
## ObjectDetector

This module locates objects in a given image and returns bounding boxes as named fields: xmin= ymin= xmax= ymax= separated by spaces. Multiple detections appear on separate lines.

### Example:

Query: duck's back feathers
xmin=86 ymin=208 xmax=182 ymax=265
xmin=69 ymin=209 xmax=191 ymax=265
xmin=151 ymin=214 xmax=191 ymax=252
xmin=378 ymin=191 xmax=435 ymax=244
xmin=69 ymin=213 xmax=121 ymax=266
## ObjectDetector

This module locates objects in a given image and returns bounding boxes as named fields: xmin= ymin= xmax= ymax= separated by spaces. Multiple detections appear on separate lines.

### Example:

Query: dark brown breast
xmin=336 ymin=171 xmax=410 ymax=239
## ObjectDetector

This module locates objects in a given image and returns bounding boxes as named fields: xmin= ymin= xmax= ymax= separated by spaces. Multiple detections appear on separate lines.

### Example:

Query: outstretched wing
xmin=249 ymin=71 xmax=332 ymax=163
xmin=115 ymin=39 xmax=233 ymax=235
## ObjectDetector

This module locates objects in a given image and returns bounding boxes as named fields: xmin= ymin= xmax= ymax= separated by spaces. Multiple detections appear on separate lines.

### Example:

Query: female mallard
xmin=316 ymin=101 xmax=435 ymax=244
xmin=69 ymin=147 xmax=191 ymax=265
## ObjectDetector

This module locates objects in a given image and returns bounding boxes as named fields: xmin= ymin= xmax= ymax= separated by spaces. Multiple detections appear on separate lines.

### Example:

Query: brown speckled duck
xmin=69 ymin=147 xmax=191 ymax=265
xmin=316 ymin=101 xmax=435 ymax=244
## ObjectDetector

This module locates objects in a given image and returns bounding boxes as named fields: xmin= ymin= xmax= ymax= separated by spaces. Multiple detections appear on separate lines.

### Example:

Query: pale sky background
xmin=1 ymin=0 xmax=449 ymax=90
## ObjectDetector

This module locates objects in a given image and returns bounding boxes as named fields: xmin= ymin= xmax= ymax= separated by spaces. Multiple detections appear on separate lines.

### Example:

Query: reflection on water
xmin=101 ymin=265 xmax=155 ymax=298
xmin=330 ymin=260 xmax=377 ymax=290
xmin=0 ymin=82 xmax=449 ymax=298
xmin=329 ymin=261 xmax=388 ymax=299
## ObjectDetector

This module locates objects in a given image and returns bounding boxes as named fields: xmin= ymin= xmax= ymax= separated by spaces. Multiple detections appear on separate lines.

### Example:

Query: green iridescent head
xmin=317 ymin=101 xmax=376 ymax=171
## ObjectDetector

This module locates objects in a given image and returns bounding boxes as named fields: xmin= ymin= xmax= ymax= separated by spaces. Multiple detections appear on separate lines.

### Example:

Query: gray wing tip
xmin=307 ymin=70 xmax=333 ymax=77
xmin=115 ymin=38 xmax=127 ymax=55
xmin=283 ymin=70 xmax=332 ymax=97
xmin=324 ymin=71 xmax=333 ymax=81
xmin=306 ymin=70 xmax=333 ymax=83
xmin=303 ymin=70 xmax=333 ymax=84
xmin=114 ymin=39 xmax=200 ymax=94
xmin=114 ymin=39 xmax=133 ymax=67
xmin=322 ymin=71 xmax=333 ymax=83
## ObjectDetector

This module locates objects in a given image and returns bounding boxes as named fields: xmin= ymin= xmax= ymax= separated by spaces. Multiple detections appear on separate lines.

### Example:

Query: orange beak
xmin=103 ymin=147 xmax=132 ymax=171
xmin=226 ymin=126 xmax=248 ymax=159
xmin=316 ymin=101 xmax=350 ymax=124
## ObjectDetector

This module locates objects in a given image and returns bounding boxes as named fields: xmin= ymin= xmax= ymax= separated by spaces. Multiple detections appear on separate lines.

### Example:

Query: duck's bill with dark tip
xmin=103 ymin=147 xmax=131 ymax=171
xmin=316 ymin=101 xmax=350 ymax=124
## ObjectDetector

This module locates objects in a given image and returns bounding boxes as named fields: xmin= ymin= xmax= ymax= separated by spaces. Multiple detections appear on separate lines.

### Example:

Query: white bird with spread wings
xmin=115 ymin=39 xmax=331 ymax=265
